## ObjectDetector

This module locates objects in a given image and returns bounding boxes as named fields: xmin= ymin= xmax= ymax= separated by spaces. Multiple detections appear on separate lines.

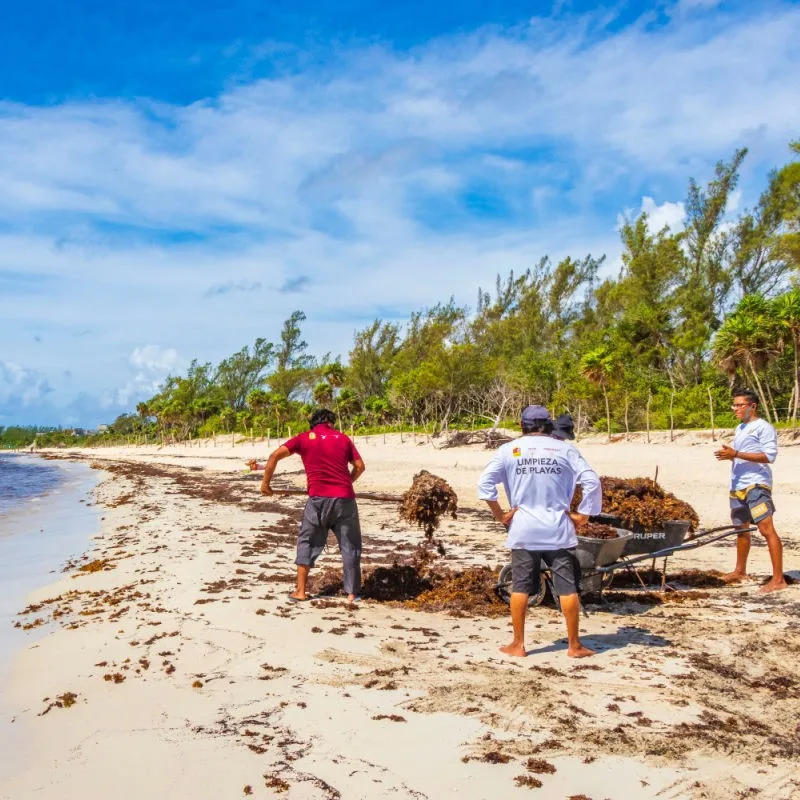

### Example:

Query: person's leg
xmin=545 ymin=549 xmax=595 ymax=658
xmin=756 ymin=515 xmax=787 ymax=592
xmin=500 ymin=593 xmax=529 ymax=657
xmin=500 ymin=550 xmax=538 ymax=657
xmin=331 ymin=499 xmax=362 ymax=602
xmin=293 ymin=499 xmax=327 ymax=600
xmin=294 ymin=564 xmax=311 ymax=599
xmin=724 ymin=498 xmax=753 ymax=582
xmin=558 ymin=594 xmax=594 ymax=658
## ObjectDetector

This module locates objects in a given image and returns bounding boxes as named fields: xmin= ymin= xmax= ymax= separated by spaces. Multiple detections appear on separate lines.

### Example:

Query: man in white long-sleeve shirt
xmin=714 ymin=388 xmax=787 ymax=593
xmin=478 ymin=405 xmax=602 ymax=658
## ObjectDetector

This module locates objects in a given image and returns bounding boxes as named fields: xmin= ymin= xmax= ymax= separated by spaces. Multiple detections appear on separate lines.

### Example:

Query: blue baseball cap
xmin=553 ymin=413 xmax=575 ymax=440
xmin=521 ymin=405 xmax=552 ymax=425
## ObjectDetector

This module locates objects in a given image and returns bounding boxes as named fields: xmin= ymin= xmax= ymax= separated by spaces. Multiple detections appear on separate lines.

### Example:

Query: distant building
xmin=97 ymin=424 xmax=109 ymax=433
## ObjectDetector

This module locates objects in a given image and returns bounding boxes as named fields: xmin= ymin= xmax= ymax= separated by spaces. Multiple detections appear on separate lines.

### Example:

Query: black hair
xmin=309 ymin=408 xmax=336 ymax=429
xmin=522 ymin=420 xmax=553 ymax=435
xmin=732 ymin=388 xmax=759 ymax=406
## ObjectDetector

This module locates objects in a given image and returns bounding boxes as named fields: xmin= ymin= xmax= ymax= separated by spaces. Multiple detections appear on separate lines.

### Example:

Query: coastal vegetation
xmin=4 ymin=142 xmax=798 ymax=449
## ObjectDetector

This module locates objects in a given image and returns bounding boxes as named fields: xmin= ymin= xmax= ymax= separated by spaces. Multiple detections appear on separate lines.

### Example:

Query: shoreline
xmin=1 ymin=440 xmax=798 ymax=799
xmin=0 ymin=457 xmax=100 ymax=782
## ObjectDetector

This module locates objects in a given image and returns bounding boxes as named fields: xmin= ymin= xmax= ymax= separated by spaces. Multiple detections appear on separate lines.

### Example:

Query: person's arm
xmin=484 ymin=499 xmax=518 ymax=528
xmin=260 ymin=445 xmax=292 ymax=495
xmin=717 ymin=421 xmax=778 ymax=464
xmin=478 ymin=453 xmax=517 ymax=528
xmin=567 ymin=450 xmax=602 ymax=528
xmin=350 ymin=458 xmax=365 ymax=483
xmin=714 ymin=445 xmax=773 ymax=463
xmin=347 ymin=439 xmax=365 ymax=484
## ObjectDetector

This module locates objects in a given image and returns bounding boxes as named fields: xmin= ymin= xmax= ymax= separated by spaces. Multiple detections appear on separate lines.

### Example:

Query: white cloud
xmin=129 ymin=345 xmax=182 ymax=373
xmin=0 ymin=361 xmax=53 ymax=408
xmin=677 ymin=0 xmax=723 ymax=11
xmin=726 ymin=188 xmax=742 ymax=214
xmin=641 ymin=196 xmax=686 ymax=233
xmin=0 ymin=5 xmax=798 ymax=423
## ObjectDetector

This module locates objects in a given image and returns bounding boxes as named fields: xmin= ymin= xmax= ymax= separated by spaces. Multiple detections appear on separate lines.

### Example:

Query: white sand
xmin=1 ymin=434 xmax=798 ymax=800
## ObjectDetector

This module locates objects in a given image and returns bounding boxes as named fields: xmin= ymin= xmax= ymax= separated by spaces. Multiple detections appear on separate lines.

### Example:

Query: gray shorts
xmin=730 ymin=485 xmax=775 ymax=526
xmin=511 ymin=548 xmax=581 ymax=597
xmin=297 ymin=497 xmax=362 ymax=596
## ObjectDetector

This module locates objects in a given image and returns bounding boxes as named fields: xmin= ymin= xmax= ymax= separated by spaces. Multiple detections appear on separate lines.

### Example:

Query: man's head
xmin=520 ymin=404 xmax=553 ymax=435
xmin=732 ymin=388 xmax=759 ymax=423
xmin=552 ymin=413 xmax=575 ymax=441
xmin=309 ymin=408 xmax=336 ymax=429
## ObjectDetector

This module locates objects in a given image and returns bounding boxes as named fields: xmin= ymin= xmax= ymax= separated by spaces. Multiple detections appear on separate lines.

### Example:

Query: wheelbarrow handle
xmin=684 ymin=523 xmax=754 ymax=541
xmin=593 ymin=525 xmax=755 ymax=573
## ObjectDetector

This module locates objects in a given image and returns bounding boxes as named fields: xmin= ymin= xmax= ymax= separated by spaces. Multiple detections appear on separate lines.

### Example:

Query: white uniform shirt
xmin=477 ymin=435 xmax=602 ymax=550
xmin=731 ymin=417 xmax=778 ymax=490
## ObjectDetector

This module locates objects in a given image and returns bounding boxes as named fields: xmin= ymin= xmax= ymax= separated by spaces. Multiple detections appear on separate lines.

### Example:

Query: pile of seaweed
xmin=310 ymin=550 xmax=506 ymax=617
xmin=573 ymin=477 xmax=699 ymax=532
xmin=578 ymin=522 xmax=618 ymax=540
xmin=399 ymin=470 xmax=458 ymax=538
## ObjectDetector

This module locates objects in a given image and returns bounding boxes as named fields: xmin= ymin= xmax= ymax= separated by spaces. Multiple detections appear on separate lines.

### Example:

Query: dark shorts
xmin=296 ymin=497 xmax=362 ymax=567
xmin=730 ymin=486 xmax=775 ymax=526
xmin=511 ymin=548 xmax=581 ymax=597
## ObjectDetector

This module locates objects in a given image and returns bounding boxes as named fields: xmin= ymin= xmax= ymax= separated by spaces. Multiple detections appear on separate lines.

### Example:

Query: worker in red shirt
xmin=260 ymin=408 xmax=366 ymax=603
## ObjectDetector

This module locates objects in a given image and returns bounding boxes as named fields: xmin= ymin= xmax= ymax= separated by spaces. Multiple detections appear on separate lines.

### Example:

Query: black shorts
xmin=730 ymin=486 xmax=775 ymax=526
xmin=511 ymin=548 xmax=581 ymax=597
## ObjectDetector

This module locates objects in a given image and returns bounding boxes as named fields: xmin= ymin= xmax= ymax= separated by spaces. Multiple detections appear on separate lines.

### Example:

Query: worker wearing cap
xmin=478 ymin=405 xmax=602 ymax=658
xmin=551 ymin=413 xmax=576 ymax=444
xmin=260 ymin=408 xmax=366 ymax=603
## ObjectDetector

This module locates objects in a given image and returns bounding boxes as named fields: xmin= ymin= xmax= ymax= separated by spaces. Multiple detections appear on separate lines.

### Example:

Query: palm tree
xmin=580 ymin=345 xmax=616 ymax=439
xmin=219 ymin=407 xmax=236 ymax=433
xmin=247 ymin=388 xmax=269 ymax=415
xmin=774 ymin=288 xmax=800 ymax=430
xmin=713 ymin=295 xmax=779 ymax=421
xmin=312 ymin=381 xmax=333 ymax=407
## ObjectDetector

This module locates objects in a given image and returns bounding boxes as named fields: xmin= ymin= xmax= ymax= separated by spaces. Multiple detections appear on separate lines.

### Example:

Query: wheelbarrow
xmin=495 ymin=523 xmax=755 ymax=606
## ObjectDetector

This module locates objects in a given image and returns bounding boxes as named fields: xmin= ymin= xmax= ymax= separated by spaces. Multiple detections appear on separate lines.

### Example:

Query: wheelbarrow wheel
xmin=496 ymin=563 xmax=547 ymax=607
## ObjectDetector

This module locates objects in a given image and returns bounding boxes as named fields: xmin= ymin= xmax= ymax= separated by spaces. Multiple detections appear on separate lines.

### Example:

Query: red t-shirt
xmin=283 ymin=425 xmax=362 ymax=499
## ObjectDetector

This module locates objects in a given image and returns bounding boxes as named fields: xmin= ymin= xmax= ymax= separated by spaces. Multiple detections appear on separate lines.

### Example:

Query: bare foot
xmin=499 ymin=643 xmax=527 ymax=657
xmin=759 ymin=579 xmax=788 ymax=594
xmin=722 ymin=571 xmax=749 ymax=584
xmin=567 ymin=645 xmax=596 ymax=658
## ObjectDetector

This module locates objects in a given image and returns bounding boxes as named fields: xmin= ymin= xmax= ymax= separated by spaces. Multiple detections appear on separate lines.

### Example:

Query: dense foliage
xmin=6 ymin=142 xmax=799 ymax=448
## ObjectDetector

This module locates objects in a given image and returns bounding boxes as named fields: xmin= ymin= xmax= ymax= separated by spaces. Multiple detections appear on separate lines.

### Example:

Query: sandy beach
xmin=1 ymin=432 xmax=799 ymax=800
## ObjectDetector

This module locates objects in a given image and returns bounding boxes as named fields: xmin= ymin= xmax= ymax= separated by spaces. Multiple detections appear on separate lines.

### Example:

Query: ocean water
xmin=0 ymin=454 xmax=62 ymax=517
xmin=0 ymin=454 xmax=100 ymax=779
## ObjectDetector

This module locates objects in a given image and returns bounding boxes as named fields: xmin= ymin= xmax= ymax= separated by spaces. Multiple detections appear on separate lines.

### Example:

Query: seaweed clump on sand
xmin=577 ymin=522 xmax=618 ymax=540
xmin=406 ymin=565 xmax=507 ymax=617
xmin=310 ymin=551 xmax=506 ymax=617
xmin=399 ymin=470 xmax=458 ymax=541
xmin=573 ymin=477 xmax=699 ymax=532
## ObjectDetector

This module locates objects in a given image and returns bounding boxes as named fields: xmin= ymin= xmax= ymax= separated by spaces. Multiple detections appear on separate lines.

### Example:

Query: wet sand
xmin=1 ymin=434 xmax=799 ymax=799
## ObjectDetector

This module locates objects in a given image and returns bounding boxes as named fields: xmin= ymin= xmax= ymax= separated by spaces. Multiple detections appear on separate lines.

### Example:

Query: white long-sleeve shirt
xmin=477 ymin=434 xmax=602 ymax=550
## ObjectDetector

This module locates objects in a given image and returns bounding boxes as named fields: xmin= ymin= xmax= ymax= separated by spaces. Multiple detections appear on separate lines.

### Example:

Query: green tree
xmin=270 ymin=311 xmax=315 ymax=399
xmin=675 ymin=149 xmax=747 ymax=383
xmin=713 ymin=295 xmax=779 ymax=420
xmin=348 ymin=320 xmax=399 ymax=401
xmin=774 ymin=288 xmax=800 ymax=427
xmin=581 ymin=345 xmax=618 ymax=438
xmin=215 ymin=338 xmax=274 ymax=411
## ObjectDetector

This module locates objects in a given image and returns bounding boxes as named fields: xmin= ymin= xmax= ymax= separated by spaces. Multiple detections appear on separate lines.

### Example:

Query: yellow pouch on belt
xmin=729 ymin=484 xmax=771 ymax=501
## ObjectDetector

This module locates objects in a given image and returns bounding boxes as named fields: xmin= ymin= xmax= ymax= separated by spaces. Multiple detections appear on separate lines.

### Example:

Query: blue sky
xmin=1 ymin=0 xmax=799 ymax=426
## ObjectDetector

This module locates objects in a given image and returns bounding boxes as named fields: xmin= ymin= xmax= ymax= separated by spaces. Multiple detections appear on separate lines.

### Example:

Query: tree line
xmin=7 ymin=141 xmax=798 ymax=450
